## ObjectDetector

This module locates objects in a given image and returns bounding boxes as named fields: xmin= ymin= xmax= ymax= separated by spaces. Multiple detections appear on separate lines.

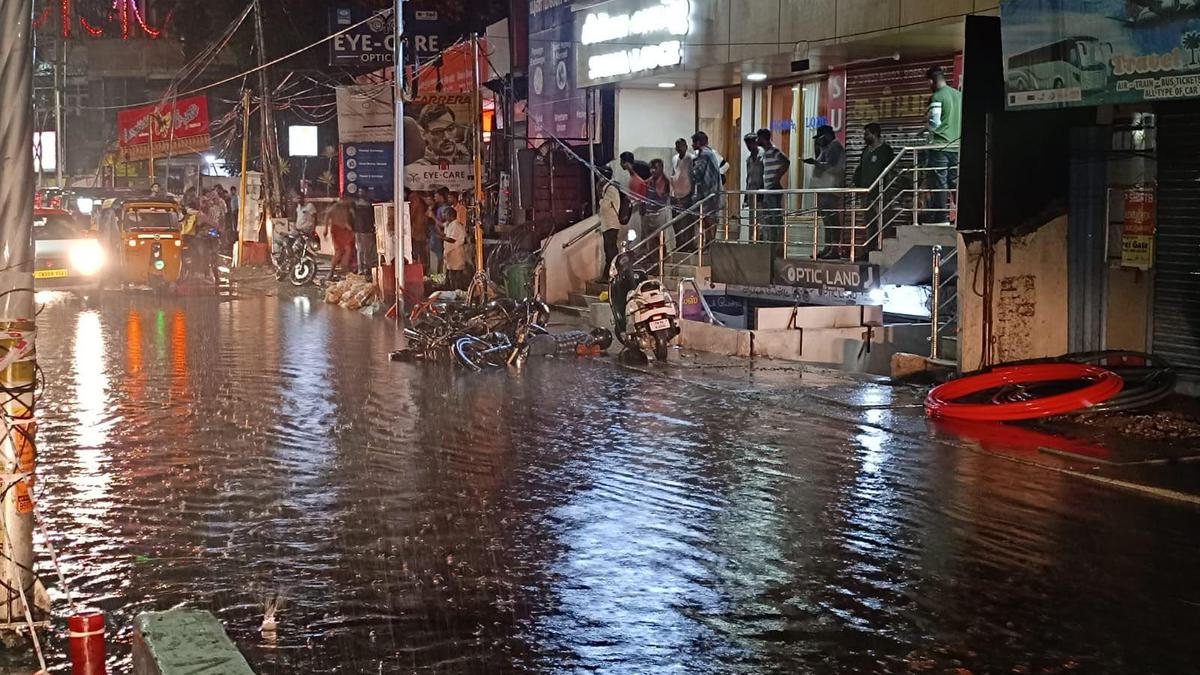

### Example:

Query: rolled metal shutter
xmin=1153 ymin=103 xmax=1200 ymax=376
xmin=843 ymin=57 xmax=957 ymax=179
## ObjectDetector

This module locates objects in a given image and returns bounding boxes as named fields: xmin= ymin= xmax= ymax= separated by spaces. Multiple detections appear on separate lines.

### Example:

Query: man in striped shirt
xmin=757 ymin=128 xmax=790 ymax=252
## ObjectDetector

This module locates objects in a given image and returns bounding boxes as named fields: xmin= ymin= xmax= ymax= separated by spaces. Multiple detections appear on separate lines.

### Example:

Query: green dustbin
xmin=504 ymin=262 xmax=533 ymax=300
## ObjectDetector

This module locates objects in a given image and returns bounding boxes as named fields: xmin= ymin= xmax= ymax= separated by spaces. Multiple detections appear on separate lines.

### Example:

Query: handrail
xmin=560 ymin=218 xmax=603 ymax=250
xmin=627 ymin=192 xmax=719 ymax=252
xmin=677 ymin=277 xmax=724 ymax=326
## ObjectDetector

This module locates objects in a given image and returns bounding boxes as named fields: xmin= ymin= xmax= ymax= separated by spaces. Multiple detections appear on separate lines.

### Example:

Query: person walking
xmin=688 ymin=131 xmax=722 ymax=253
xmin=743 ymin=133 xmax=763 ymax=240
xmin=597 ymin=166 xmax=622 ymax=279
xmin=323 ymin=194 xmax=356 ymax=281
xmin=922 ymin=65 xmax=961 ymax=223
xmin=757 ymin=128 xmax=790 ymax=250
xmin=804 ymin=124 xmax=847 ymax=259
xmin=852 ymin=122 xmax=896 ymax=251
xmin=352 ymin=189 xmax=377 ymax=276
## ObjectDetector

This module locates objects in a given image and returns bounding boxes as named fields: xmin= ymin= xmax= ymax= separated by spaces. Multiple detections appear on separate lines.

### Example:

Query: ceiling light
xmin=657 ymin=82 xmax=676 ymax=88
xmin=745 ymin=72 xmax=768 ymax=82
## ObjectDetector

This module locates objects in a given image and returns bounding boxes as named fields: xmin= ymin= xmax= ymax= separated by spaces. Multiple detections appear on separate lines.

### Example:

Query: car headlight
xmin=68 ymin=239 xmax=106 ymax=276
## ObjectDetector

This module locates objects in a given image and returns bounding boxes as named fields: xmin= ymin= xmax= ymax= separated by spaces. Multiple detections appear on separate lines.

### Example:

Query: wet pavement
xmin=11 ymin=288 xmax=1200 ymax=673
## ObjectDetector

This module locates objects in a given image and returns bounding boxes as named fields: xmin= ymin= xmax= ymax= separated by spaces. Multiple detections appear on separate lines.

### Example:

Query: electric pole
xmin=253 ymin=0 xmax=281 ymax=216
xmin=393 ymin=0 xmax=407 ymax=347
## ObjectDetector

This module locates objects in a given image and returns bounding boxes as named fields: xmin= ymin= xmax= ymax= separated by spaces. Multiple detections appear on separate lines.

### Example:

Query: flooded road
xmin=12 ymin=290 xmax=1200 ymax=673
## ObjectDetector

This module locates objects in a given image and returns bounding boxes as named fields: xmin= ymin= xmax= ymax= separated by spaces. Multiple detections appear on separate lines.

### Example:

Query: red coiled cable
xmin=925 ymin=363 xmax=1124 ymax=421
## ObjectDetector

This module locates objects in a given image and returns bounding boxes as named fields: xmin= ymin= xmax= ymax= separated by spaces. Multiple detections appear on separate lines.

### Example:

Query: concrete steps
xmin=869 ymin=224 xmax=959 ymax=285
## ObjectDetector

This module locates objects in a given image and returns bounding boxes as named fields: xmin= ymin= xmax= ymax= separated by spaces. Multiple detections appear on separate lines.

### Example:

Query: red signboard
xmin=117 ymin=95 xmax=211 ymax=160
xmin=407 ymin=39 xmax=488 ymax=95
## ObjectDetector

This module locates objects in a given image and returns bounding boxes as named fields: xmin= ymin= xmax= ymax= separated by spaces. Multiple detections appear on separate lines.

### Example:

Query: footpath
xmin=611 ymin=347 xmax=1200 ymax=507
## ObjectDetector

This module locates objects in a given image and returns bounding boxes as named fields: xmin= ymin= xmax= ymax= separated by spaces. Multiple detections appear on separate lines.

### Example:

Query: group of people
xmin=296 ymin=190 xmax=378 ymax=283
xmin=406 ymin=187 xmax=470 ymax=290
xmin=595 ymin=65 xmax=961 ymax=267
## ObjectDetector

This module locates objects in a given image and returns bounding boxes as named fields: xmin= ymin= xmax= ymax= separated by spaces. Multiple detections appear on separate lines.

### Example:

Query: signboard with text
xmin=574 ymin=0 xmax=722 ymax=88
xmin=117 ymin=95 xmax=210 ymax=161
xmin=773 ymin=258 xmax=880 ymax=294
xmin=1001 ymin=0 xmax=1200 ymax=109
xmin=329 ymin=7 xmax=449 ymax=67
xmin=1120 ymin=189 xmax=1155 ymax=270
xmin=528 ymin=0 xmax=588 ymax=142
xmin=341 ymin=143 xmax=394 ymax=201
xmin=403 ymin=93 xmax=475 ymax=191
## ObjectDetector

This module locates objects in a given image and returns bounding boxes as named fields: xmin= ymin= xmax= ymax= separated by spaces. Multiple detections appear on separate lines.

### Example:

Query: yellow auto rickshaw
xmin=100 ymin=198 xmax=184 ymax=289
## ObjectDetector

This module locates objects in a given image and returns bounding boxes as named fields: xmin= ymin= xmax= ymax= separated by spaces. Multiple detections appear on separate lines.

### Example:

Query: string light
xmin=79 ymin=16 xmax=104 ymax=36
xmin=35 ymin=0 xmax=164 ymax=40
xmin=61 ymin=0 xmax=71 ymax=37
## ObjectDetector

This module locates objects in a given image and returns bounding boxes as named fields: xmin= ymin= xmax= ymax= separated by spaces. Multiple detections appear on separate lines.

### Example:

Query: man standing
xmin=688 ymin=131 xmax=722 ymax=252
xmin=352 ymin=189 xmax=377 ymax=275
xmin=643 ymin=158 xmax=671 ymax=265
xmin=597 ymin=166 xmax=622 ymax=278
xmin=407 ymin=189 xmax=429 ymax=269
xmin=804 ymin=124 xmax=847 ymax=259
xmin=323 ymin=194 xmax=356 ymax=281
xmin=439 ymin=205 xmax=468 ymax=290
xmin=923 ymin=65 xmax=961 ymax=223
xmin=757 ymin=128 xmax=790 ymax=250
xmin=668 ymin=138 xmax=692 ymax=250
xmin=853 ymin=122 xmax=896 ymax=251
xmin=743 ymin=133 xmax=764 ymax=231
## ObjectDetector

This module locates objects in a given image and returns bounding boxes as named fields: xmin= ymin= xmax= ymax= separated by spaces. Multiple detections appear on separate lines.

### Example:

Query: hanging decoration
xmin=35 ymin=0 xmax=167 ymax=40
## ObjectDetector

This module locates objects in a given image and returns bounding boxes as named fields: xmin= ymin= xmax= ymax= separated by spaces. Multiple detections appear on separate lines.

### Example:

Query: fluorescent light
xmin=657 ymin=82 xmax=676 ymax=88
xmin=745 ymin=72 xmax=768 ymax=82
xmin=289 ymin=126 xmax=319 ymax=157
xmin=203 ymin=154 xmax=217 ymax=164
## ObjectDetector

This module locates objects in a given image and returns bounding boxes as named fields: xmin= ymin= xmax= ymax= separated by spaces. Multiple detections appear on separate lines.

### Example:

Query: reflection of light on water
xmin=34 ymin=290 xmax=68 ymax=306
xmin=72 ymin=311 xmax=112 ymax=509
xmin=293 ymin=295 xmax=310 ymax=314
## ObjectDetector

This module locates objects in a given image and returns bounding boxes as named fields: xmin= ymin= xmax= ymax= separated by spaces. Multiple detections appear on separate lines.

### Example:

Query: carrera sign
xmin=116 ymin=95 xmax=210 ymax=161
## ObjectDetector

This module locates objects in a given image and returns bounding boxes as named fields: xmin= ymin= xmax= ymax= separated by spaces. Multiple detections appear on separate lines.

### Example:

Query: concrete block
xmin=756 ymin=305 xmax=883 ymax=330
xmin=588 ymin=302 xmax=615 ymax=332
xmin=133 ymin=610 xmax=254 ymax=675
xmin=679 ymin=319 xmax=749 ymax=356
xmin=749 ymin=329 xmax=804 ymax=360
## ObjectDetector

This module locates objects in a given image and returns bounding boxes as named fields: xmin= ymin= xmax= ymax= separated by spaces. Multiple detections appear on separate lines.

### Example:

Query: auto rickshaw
xmin=97 ymin=197 xmax=184 ymax=289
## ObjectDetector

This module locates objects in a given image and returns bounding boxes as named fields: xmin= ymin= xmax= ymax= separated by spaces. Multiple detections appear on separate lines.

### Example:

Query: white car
xmin=33 ymin=208 xmax=106 ymax=290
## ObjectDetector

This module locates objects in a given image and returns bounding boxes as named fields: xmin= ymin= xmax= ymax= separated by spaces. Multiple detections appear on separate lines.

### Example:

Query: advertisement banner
xmin=341 ymin=142 xmax=395 ymax=201
xmin=1120 ymin=189 xmax=1155 ymax=270
xmin=117 ymin=95 xmax=210 ymax=160
xmin=404 ymin=93 xmax=475 ymax=191
xmin=528 ymin=0 xmax=588 ymax=142
xmin=407 ymin=39 xmax=487 ymax=95
xmin=1002 ymin=0 xmax=1200 ymax=109
xmin=336 ymin=85 xmax=394 ymax=143
xmin=329 ymin=7 xmax=450 ymax=67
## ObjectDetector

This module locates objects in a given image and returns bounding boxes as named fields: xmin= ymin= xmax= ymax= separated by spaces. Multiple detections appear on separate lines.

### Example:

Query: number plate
xmin=649 ymin=318 xmax=671 ymax=332
xmin=34 ymin=268 xmax=68 ymax=279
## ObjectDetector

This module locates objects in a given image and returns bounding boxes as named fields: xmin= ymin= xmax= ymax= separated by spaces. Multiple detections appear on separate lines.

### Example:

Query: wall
xmin=957 ymin=216 xmax=1070 ymax=371
xmin=616 ymin=89 xmax=695 ymax=166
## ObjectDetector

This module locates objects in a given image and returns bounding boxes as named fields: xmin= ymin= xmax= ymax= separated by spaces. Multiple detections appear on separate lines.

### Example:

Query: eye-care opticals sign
xmin=575 ymin=0 xmax=699 ymax=86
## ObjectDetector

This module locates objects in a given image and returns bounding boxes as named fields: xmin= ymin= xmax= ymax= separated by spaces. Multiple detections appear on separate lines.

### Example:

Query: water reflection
xmin=70 ymin=311 xmax=111 ymax=510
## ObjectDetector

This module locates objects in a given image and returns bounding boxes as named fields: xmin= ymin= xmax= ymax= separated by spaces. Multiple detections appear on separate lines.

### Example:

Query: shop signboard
xmin=1120 ymin=188 xmax=1155 ymax=270
xmin=403 ymin=93 xmax=475 ymax=192
xmin=574 ymin=0 xmax=720 ymax=88
xmin=336 ymin=85 xmax=394 ymax=143
xmin=1001 ymin=0 xmax=1200 ymax=109
xmin=341 ymin=143 xmax=394 ymax=201
xmin=329 ymin=7 xmax=448 ymax=67
xmin=117 ymin=95 xmax=211 ymax=161
xmin=772 ymin=258 xmax=880 ymax=294
xmin=407 ymin=39 xmax=487 ymax=95
xmin=528 ymin=0 xmax=588 ymax=142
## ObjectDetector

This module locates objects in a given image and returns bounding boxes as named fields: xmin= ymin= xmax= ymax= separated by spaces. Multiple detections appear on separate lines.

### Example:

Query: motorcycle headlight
xmin=68 ymin=239 xmax=106 ymax=276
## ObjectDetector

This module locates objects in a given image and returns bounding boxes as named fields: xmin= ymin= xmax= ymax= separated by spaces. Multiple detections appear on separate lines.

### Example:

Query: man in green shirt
xmin=922 ymin=66 xmax=961 ymax=223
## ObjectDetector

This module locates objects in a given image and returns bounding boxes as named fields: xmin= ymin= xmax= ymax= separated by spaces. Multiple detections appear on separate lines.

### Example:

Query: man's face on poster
xmin=422 ymin=111 xmax=458 ymax=159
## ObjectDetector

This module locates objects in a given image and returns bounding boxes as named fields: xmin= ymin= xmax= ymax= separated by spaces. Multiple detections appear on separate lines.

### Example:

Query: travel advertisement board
xmin=1002 ymin=0 xmax=1200 ymax=109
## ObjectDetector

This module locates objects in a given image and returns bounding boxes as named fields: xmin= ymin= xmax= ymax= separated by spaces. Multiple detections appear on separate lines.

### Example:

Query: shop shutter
xmin=843 ymin=57 xmax=956 ymax=180
xmin=1152 ymin=103 xmax=1200 ymax=376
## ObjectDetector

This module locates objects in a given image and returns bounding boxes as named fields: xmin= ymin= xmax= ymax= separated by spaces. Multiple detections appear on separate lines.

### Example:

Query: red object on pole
xmin=68 ymin=613 xmax=106 ymax=675
xmin=925 ymin=363 xmax=1124 ymax=421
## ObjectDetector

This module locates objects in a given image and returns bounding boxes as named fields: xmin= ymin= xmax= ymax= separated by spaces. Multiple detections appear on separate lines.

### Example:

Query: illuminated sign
xmin=578 ymin=0 xmax=691 ymax=83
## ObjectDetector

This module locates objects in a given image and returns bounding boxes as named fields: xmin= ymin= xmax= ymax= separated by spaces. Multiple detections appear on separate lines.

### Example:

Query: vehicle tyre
xmin=653 ymin=331 xmax=670 ymax=362
xmin=454 ymin=336 xmax=488 ymax=372
xmin=291 ymin=258 xmax=316 ymax=286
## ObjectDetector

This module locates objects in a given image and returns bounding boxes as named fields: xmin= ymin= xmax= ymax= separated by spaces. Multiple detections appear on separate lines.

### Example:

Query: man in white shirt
xmin=597 ymin=166 xmax=623 ymax=280
xmin=440 ymin=205 xmax=469 ymax=290
xmin=295 ymin=194 xmax=317 ymax=233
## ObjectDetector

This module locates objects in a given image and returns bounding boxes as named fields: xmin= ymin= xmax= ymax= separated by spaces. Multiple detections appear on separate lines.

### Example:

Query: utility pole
xmin=236 ymin=89 xmax=251 ymax=266
xmin=471 ymin=34 xmax=484 ymax=275
xmin=52 ymin=37 xmax=64 ymax=187
xmin=0 ymin=0 xmax=51 ymax=645
xmin=253 ymin=0 xmax=280 ymax=217
xmin=393 ymin=0 xmax=407 ymax=346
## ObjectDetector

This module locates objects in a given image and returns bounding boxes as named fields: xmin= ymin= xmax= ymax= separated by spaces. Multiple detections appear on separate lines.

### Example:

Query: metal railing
xmin=929 ymin=243 xmax=958 ymax=360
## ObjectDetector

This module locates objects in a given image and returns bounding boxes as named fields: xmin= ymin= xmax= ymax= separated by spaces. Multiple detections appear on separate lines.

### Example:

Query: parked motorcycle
xmin=274 ymin=230 xmax=320 ymax=286
xmin=609 ymin=252 xmax=679 ymax=362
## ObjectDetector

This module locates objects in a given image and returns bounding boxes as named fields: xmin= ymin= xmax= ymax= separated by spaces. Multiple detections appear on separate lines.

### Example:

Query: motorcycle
xmin=274 ymin=229 xmax=320 ymax=286
xmin=609 ymin=252 xmax=679 ymax=362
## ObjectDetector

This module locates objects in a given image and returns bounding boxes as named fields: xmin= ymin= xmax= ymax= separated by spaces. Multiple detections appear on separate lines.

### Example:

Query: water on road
xmin=11 ymin=291 xmax=1199 ymax=673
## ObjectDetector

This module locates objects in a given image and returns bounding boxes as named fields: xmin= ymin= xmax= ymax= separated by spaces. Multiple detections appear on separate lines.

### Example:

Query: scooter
xmin=608 ymin=248 xmax=679 ymax=362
